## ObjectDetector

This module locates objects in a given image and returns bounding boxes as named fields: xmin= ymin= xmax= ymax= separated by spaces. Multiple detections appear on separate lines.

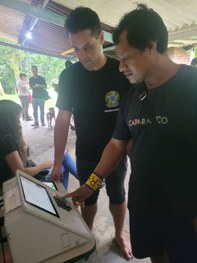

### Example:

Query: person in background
xmin=190 ymin=57 xmax=197 ymax=67
xmin=16 ymin=73 xmax=32 ymax=121
xmin=29 ymin=65 xmax=47 ymax=128
xmin=65 ymin=4 xmax=197 ymax=263
xmin=0 ymin=100 xmax=78 ymax=194
xmin=51 ymin=7 xmax=132 ymax=259
xmin=43 ymin=150 xmax=78 ymax=190
xmin=60 ymin=150 xmax=78 ymax=189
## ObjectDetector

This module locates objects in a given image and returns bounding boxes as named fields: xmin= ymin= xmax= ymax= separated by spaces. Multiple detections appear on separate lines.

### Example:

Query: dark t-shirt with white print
xmin=113 ymin=65 xmax=197 ymax=218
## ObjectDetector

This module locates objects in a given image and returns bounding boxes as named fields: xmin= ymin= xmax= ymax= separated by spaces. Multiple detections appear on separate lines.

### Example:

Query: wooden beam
xmin=0 ymin=40 xmax=73 ymax=60
xmin=21 ymin=0 xmax=50 ymax=46
xmin=169 ymin=25 xmax=197 ymax=41
xmin=0 ymin=0 xmax=113 ymax=43
xmin=61 ymin=48 xmax=74 ymax=56
xmin=104 ymin=31 xmax=113 ymax=43
xmin=0 ymin=0 xmax=65 ymax=26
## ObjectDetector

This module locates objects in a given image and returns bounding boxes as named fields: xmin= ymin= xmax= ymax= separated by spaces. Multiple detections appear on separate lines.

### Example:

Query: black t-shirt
xmin=56 ymin=57 xmax=130 ymax=162
xmin=0 ymin=134 xmax=18 ymax=189
xmin=113 ymin=65 xmax=197 ymax=218
xmin=29 ymin=75 xmax=47 ymax=98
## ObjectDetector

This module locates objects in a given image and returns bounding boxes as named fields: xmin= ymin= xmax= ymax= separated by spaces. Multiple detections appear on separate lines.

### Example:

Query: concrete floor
xmin=0 ymin=116 xmax=151 ymax=263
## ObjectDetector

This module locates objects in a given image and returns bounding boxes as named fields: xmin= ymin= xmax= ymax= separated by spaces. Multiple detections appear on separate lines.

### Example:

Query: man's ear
xmin=100 ymin=31 xmax=105 ymax=45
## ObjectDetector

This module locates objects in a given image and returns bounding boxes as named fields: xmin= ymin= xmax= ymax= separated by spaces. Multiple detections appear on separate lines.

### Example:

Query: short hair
xmin=19 ymin=73 xmax=26 ymax=78
xmin=65 ymin=6 xmax=101 ymax=37
xmin=113 ymin=4 xmax=168 ymax=53
xmin=191 ymin=57 xmax=197 ymax=66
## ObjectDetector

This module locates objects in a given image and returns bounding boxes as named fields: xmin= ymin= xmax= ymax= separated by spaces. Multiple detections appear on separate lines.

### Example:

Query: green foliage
xmin=195 ymin=48 xmax=197 ymax=58
xmin=0 ymin=46 xmax=22 ymax=94
xmin=0 ymin=93 xmax=19 ymax=102
xmin=0 ymin=44 xmax=71 ymax=94
xmin=186 ymin=47 xmax=197 ymax=60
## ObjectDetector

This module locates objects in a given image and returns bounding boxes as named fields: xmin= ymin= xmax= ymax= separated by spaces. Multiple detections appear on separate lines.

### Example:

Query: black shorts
xmin=130 ymin=213 xmax=197 ymax=262
xmin=76 ymin=155 xmax=127 ymax=206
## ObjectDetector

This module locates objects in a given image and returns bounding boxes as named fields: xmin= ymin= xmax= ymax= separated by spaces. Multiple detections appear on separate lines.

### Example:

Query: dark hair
xmin=65 ymin=6 xmax=101 ymax=37
xmin=113 ymin=4 xmax=168 ymax=53
xmin=65 ymin=60 xmax=73 ymax=68
xmin=191 ymin=57 xmax=197 ymax=66
xmin=0 ymin=100 xmax=26 ymax=163
xmin=19 ymin=73 xmax=26 ymax=78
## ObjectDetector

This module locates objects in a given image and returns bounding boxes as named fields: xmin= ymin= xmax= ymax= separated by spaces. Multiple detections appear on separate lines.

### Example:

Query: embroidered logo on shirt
xmin=105 ymin=91 xmax=120 ymax=108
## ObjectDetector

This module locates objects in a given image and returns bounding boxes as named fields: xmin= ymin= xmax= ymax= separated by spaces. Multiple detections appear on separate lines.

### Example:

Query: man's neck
xmin=145 ymin=54 xmax=181 ymax=90
xmin=93 ymin=54 xmax=107 ymax=71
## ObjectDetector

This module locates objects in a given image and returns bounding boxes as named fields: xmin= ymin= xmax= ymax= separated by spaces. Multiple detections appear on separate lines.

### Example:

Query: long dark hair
xmin=0 ymin=100 xmax=27 ymax=163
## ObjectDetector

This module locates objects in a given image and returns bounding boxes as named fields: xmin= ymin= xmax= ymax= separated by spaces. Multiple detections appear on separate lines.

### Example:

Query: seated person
xmin=0 ymin=100 xmax=78 ymax=193
xmin=44 ymin=150 xmax=78 ymax=189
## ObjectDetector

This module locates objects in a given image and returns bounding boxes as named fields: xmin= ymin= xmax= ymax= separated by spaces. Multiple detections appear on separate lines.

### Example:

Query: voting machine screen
xmin=3 ymin=170 xmax=96 ymax=263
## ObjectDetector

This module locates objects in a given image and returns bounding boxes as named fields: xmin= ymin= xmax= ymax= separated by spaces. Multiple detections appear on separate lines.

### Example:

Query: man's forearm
xmin=84 ymin=138 xmax=128 ymax=192
xmin=53 ymin=114 xmax=70 ymax=166
xmin=94 ymin=138 xmax=128 ymax=178
xmin=35 ymin=84 xmax=47 ymax=88
xmin=54 ymin=129 xmax=67 ymax=166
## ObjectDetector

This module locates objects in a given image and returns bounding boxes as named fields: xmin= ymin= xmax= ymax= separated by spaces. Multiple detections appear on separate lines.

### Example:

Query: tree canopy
xmin=0 ymin=44 xmax=74 ymax=94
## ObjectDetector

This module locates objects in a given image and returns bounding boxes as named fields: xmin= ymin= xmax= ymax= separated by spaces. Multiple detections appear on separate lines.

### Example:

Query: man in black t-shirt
xmin=29 ymin=65 xmax=47 ymax=128
xmin=67 ymin=4 xmax=197 ymax=263
xmin=51 ymin=7 xmax=132 ymax=259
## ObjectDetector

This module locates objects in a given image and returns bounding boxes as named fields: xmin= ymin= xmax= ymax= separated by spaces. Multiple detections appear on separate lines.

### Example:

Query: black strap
xmin=137 ymin=83 xmax=159 ymax=126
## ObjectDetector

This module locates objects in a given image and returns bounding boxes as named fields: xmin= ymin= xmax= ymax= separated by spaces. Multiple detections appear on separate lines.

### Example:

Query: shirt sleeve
xmin=112 ymin=97 xmax=131 ymax=141
xmin=40 ymin=76 xmax=47 ymax=85
xmin=56 ymin=69 xmax=72 ymax=111
xmin=113 ymin=113 xmax=131 ymax=141
xmin=0 ymin=134 xmax=18 ymax=159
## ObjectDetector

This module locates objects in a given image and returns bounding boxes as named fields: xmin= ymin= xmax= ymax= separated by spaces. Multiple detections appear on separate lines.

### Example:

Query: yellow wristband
xmin=85 ymin=173 xmax=103 ymax=191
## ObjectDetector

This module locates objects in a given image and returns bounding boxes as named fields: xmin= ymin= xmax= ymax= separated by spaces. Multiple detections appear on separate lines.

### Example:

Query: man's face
xmin=69 ymin=29 xmax=104 ymax=71
xmin=115 ymin=30 xmax=154 ymax=84
xmin=31 ymin=66 xmax=38 ymax=76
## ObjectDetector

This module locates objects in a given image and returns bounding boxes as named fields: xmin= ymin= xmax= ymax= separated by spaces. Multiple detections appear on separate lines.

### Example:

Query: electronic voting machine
xmin=3 ymin=170 xmax=96 ymax=263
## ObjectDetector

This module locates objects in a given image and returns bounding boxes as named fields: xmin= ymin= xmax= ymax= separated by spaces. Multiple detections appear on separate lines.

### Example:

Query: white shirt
xmin=16 ymin=79 xmax=29 ymax=96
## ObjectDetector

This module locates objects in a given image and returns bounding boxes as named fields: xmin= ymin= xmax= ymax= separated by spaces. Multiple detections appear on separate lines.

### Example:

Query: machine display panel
xmin=19 ymin=175 xmax=59 ymax=218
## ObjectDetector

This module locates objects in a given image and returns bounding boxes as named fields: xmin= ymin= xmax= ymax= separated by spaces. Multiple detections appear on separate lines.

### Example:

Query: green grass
xmin=0 ymin=90 xmax=57 ymax=108
xmin=0 ymin=93 xmax=20 ymax=103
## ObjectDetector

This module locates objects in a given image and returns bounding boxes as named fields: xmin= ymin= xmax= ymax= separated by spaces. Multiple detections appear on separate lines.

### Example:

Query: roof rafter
xmin=0 ymin=0 xmax=113 ymax=43
xmin=169 ymin=25 xmax=197 ymax=42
